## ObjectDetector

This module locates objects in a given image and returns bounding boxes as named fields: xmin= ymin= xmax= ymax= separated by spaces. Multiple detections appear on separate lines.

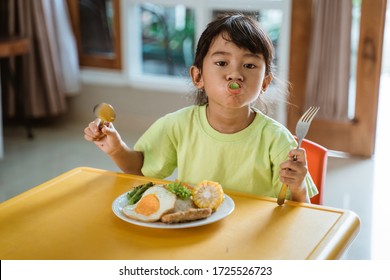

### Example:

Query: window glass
xmin=140 ymin=3 xmax=195 ymax=76
xmin=138 ymin=4 xmax=284 ymax=79
xmin=79 ymin=0 xmax=115 ymax=57
xmin=258 ymin=10 xmax=283 ymax=67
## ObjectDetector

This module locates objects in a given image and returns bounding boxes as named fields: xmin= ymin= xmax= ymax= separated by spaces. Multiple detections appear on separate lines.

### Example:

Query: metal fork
xmin=277 ymin=106 xmax=320 ymax=206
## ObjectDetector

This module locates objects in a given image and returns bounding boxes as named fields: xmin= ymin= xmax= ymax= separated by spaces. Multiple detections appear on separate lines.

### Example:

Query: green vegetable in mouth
xmin=229 ymin=82 xmax=240 ymax=90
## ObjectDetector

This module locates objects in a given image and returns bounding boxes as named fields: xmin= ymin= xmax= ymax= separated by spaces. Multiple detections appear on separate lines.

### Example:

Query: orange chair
xmin=298 ymin=138 xmax=328 ymax=205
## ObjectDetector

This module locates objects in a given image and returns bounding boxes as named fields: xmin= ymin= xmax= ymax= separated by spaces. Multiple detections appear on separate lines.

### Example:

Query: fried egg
xmin=122 ymin=185 xmax=176 ymax=222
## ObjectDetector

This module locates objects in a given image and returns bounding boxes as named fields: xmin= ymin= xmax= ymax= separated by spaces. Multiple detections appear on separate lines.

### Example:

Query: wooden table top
xmin=0 ymin=167 xmax=360 ymax=260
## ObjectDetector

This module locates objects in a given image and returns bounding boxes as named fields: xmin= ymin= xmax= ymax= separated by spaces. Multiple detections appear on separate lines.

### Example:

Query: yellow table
xmin=0 ymin=167 xmax=360 ymax=260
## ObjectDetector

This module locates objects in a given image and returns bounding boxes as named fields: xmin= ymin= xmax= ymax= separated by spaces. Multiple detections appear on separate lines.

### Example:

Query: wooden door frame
xmin=288 ymin=0 xmax=387 ymax=157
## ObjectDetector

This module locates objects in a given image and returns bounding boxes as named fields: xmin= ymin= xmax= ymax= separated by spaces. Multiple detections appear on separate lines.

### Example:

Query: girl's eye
xmin=244 ymin=64 xmax=256 ymax=69
xmin=216 ymin=61 xmax=227 ymax=66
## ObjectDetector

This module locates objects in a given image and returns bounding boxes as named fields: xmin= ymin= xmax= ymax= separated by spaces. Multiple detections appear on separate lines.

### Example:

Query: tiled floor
xmin=1 ymin=73 xmax=389 ymax=260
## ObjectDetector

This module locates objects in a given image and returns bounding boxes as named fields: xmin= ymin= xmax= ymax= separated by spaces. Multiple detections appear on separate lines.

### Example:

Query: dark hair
xmin=192 ymin=13 xmax=277 ymax=107
xmin=194 ymin=13 xmax=274 ymax=74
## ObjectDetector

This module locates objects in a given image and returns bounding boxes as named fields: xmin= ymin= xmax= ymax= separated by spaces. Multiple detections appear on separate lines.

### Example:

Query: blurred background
xmin=1 ymin=0 xmax=389 ymax=260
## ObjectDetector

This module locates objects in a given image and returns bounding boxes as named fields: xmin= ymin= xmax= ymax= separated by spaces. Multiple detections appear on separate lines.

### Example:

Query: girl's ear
xmin=190 ymin=66 xmax=204 ymax=89
xmin=262 ymin=73 xmax=273 ymax=91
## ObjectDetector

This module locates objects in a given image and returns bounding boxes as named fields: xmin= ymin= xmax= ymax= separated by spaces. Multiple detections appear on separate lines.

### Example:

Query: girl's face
xmin=191 ymin=34 xmax=272 ymax=111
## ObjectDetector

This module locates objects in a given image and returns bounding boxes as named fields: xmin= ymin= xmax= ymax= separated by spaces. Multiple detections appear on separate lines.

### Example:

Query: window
xmin=125 ymin=0 xmax=291 ymax=92
xmin=72 ymin=0 xmax=291 ymax=92
xmin=67 ymin=0 xmax=122 ymax=69
xmin=140 ymin=4 xmax=195 ymax=77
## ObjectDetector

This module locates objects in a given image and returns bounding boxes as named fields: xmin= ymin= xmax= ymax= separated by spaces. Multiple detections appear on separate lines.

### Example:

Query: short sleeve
xmin=134 ymin=117 xmax=178 ymax=179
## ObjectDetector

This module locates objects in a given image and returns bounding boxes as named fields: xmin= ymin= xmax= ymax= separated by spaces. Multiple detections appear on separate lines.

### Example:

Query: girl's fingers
xmin=280 ymin=159 xmax=300 ymax=171
xmin=84 ymin=121 xmax=106 ymax=142
xmin=288 ymin=148 xmax=307 ymax=164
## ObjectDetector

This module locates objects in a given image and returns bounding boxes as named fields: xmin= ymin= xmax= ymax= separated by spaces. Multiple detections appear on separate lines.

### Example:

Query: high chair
xmin=299 ymin=138 xmax=328 ymax=205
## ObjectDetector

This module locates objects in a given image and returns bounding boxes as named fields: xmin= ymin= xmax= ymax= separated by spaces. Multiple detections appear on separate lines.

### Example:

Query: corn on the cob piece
xmin=192 ymin=180 xmax=224 ymax=211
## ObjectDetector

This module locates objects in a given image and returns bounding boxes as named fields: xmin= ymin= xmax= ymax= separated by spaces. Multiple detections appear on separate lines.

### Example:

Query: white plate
xmin=112 ymin=191 xmax=235 ymax=229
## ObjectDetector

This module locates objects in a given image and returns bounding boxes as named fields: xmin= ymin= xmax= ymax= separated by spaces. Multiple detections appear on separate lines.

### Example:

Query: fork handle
xmin=277 ymin=183 xmax=289 ymax=206
xmin=278 ymin=148 xmax=299 ymax=205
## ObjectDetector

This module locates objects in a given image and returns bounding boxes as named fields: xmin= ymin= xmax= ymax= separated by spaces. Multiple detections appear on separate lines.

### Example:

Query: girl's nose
xmin=226 ymin=66 xmax=243 ymax=81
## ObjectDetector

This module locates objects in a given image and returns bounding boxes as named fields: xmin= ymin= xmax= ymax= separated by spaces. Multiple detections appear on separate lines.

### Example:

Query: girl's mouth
xmin=228 ymin=81 xmax=242 ymax=94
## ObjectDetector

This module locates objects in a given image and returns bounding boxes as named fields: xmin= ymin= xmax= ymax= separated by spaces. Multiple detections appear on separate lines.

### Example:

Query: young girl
xmin=84 ymin=14 xmax=318 ymax=203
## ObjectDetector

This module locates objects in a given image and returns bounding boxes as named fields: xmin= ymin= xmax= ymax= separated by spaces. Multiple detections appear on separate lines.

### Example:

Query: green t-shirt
xmin=134 ymin=105 xmax=318 ymax=198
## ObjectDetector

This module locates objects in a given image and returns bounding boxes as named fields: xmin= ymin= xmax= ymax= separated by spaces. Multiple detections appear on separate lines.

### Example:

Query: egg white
xmin=122 ymin=185 xmax=176 ymax=222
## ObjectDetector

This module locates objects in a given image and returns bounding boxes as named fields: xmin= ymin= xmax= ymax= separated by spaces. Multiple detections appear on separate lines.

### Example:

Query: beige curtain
xmin=305 ymin=0 xmax=352 ymax=120
xmin=2 ymin=0 xmax=79 ymax=118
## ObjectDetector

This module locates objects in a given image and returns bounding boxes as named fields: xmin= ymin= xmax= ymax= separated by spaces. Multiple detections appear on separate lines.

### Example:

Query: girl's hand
xmin=83 ymin=119 xmax=122 ymax=155
xmin=279 ymin=148 xmax=309 ymax=202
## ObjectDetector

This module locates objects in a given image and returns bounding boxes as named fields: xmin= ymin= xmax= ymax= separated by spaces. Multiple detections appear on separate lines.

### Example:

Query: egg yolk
xmin=135 ymin=194 xmax=160 ymax=216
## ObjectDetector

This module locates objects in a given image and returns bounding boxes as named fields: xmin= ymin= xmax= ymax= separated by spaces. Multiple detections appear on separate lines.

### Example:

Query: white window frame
xmin=81 ymin=0 xmax=291 ymax=97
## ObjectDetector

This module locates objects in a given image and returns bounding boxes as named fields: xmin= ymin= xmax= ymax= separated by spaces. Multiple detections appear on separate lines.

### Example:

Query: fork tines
xmin=302 ymin=106 xmax=320 ymax=122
